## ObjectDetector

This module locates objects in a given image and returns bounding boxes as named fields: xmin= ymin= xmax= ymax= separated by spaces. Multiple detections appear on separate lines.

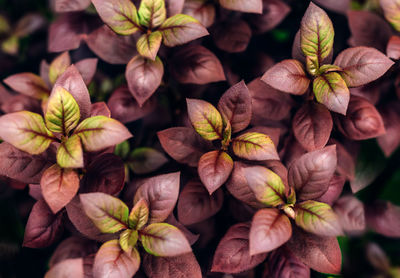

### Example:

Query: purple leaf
xmin=212 ymin=20 xmax=252 ymax=53
xmin=315 ymin=175 xmax=345 ymax=206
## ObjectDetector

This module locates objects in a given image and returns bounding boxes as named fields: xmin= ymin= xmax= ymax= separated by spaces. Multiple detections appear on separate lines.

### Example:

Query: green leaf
xmin=45 ymin=86 xmax=81 ymax=135
xmin=0 ymin=111 xmax=55 ymax=155
xmin=159 ymin=14 xmax=209 ymax=47
xmin=300 ymin=2 xmax=334 ymax=69
xmin=119 ymin=229 xmax=139 ymax=252
xmin=92 ymin=0 xmax=141 ymax=35
xmin=56 ymin=135 xmax=84 ymax=168
xmin=138 ymin=0 xmax=166 ymax=29
xmin=313 ymin=72 xmax=350 ymax=115
xmin=127 ymin=147 xmax=168 ymax=174
xmin=186 ymin=98 xmax=223 ymax=141
xmin=140 ymin=223 xmax=192 ymax=257
xmin=74 ymin=115 xmax=132 ymax=152
xmin=80 ymin=192 xmax=129 ymax=233
xmin=114 ymin=141 xmax=130 ymax=159
xmin=136 ymin=31 xmax=163 ymax=61
xmin=232 ymin=132 xmax=279 ymax=161
xmin=48 ymin=52 xmax=71 ymax=84
xmin=1 ymin=35 xmax=18 ymax=55
xmin=243 ymin=165 xmax=286 ymax=207
xmin=129 ymin=198 xmax=149 ymax=230
xmin=295 ymin=200 xmax=343 ymax=237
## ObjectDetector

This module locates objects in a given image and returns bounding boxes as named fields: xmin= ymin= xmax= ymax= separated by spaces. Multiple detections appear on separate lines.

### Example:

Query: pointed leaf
xmin=380 ymin=0 xmax=400 ymax=32
xmin=45 ymin=86 xmax=80 ymax=135
xmin=75 ymin=58 xmax=98 ymax=85
xmin=93 ymin=240 xmax=140 ymax=278
xmin=91 ymin=0 xmax=141 ymax=35
xmin=57 ymin=135 xmax=84 ymax=168
xmin=295 ymin=200 xmax=342 ymax=236
xmin=74 ymin=115 xmax=132 ymax=152
xmin=49 ymin=52 xmax=71 ymax=84
xmin=334 ymin=47 xmax=394 ymax=87
xmin=292 ymin=102 xmax=333 ymax=151
xmin=198 ymin=150 xmax=233 ymax=194
xmin=0 ymin=111 xmax=55 ymax=155
xmin=80 ymin=192 xmax=129 ymax=233
xmin=333 ymin=195 xmax=365 ymax=234
xmin=219 ymin=0 xmax=262 ymax=13
xmin=313 ymin=72 xmax=350 ymax=115
xmin=136 ymin=31 xmax=162 ymax=60
xmin=261 ymin=59 xmax=310 ymax=95
xmin=140 ymin=223 xmax=191 ymax=256
xmin=232 ymin=132 xmax=279 ymax=161
xmin=366 ymin=243 xmax=391 ymax=273
xmin=4 ymin=73 xmax=49 ymax=100
xmin=119 ymin=229 xmax=138 ymax=252
xmin=129 ymin=198 xmax=149 ymax=230
xmin=315 ymin=175 xmax=345 ymax=206
xmin=288 ymin=145 xmax=337 ymax=201
xmin=138 ymin=0 xmax=166 ymax=28
xmin=126 ymin=55 xmax=164 ymax=107
xmin=249 ymin=208 xmax=292 ymax=255
xmin=243 ymin=165 xmax=286 ymax=207
xmin=159 ymin=14 xmax=208 ymax=47
xmin=91 ymin=102 xmax=111 ymax=117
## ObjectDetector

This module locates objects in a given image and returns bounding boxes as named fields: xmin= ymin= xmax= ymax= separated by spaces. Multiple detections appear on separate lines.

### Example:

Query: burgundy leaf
xmin=265 ymin=248 xmax=310 ymax=278
xmin=333 ymin=195 xmax=365 ymax=234
xmin=331 ymin=139 xmax=355 ymax=180
xmin=315 ymin=175 xmax=345 ymax=206
xmin=378 ymin=102 xmax=400 ymax=157
xmin=365 ymin=201 xmax=400 ymax=238
xmin=387 ymin=35 xmax=400 ymax=59
xmin=292 ymin=102 xmax=333 ymax=152
xmin=212 ymin=20 xmax=252 ymax=53
xmin=211 ymin=222 xmax=267 ymax=274
xmin=288 ymin=145 xmax=337 ymax=201
xmin=165 ymin=214 xmax=199 ymax=245
xmin=177 ymin=180 xmax=224 ymax=225
xmin=23 ymin=200 xmax=64 ymax=248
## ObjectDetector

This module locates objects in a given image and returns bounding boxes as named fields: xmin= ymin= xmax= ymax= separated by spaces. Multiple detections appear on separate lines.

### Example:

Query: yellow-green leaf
xmin=45 ymin=86 xmax=80 ymax=135
xmin=136 ymin=31 xmax=162 ymax=60
xmin=138 ymin=0 xmax=166 ymax=29
xmin=48 ymin=52 xmax=71 ymax=84
xmin=1 ymin=35 xmax=18 ymax=55
xmin=232 ymin=132 xmax=279 ymax=161
xmin=57 ymin=135 xmax=84 ymax=168
xmin=380 ymin=0 xmax=400 ymax=32
xmin=129 ymin=198 xmax=149 ymax=230
xmin=119 ymin=229 xmax=139 ymax=252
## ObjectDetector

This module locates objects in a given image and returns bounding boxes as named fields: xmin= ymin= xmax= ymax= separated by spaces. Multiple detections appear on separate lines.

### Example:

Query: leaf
xmin=169 ymin=45 xmax=226 ymax=84
xmin=295 ymin=200 xmax=342 ymax=237
xmin=365 ymin=201 xmax=400 ymax=238
xmin=261 ymin=59 xmax=310 ymax=95
xmin=49 ymin=52 xmax=71 ymax=84
xmin=286 ymin=227 xmax=341 ymax=274
xmin=313 ymin=72 xmax=350 ymax=115
xmin=125 ymin=55 xmax=164 ymax=107
xmin=0 ymin=142 xmax=55 ymax=184
xmin=119 ymin=229 xmax=138 ymax=252
xmin=292 ymin=102 xmax=333 ymax=151
xmin=333 ymin=195 xmax=365 ymax=234
xmin=266 ymin=248 xmax=310 ymax=278
xmin=182 ymin=0 xmax=215 ymax=28
xmin=243 ymin=165 xmax=286 ymax=207
xmin=91 ymin=0 xmax=141 ymax=35
xmin=217 ymin=80 xmax=252 ymax=133
xmin=140 ymin=223 xmax=192 ymax=256
xmin=380 ymin=0 xmax=400 ymax=32
xmin=91 ymin=102 xmax=111 ymax=117
xmin=249 ymin=208 xmax=292 ymax=255
xmin=315 ymin=175 xmax=345 ymax=206
xmin=288 ymin=145 xmax=337 ymax=201
xmin=45 ymin=86 xmax=80 ymax=135
xmin=198 ymin=150 xmax=233 ymax=194
xmin=80 ymin=192 xmax=129 ymax=233
xmin=334 ymin=96 xmax=385 ymax=140
xmin=334 ymin=46 xmax=394 ymax=87
xmin=74 ymin=115 xmax=132 ymax=152
xmin=127 ymin=147 xmax=168 ymax=174
xmin=212 ymin=20 xmax=252 ymax=53
xmin=45 ymin=258 xmax=84 ymax=278
xmin=232 ymin=132 xmax=279 ymax=161
xmin=138 ymin=0 xmax=166 ymax=28
xmin=378 ymin=102 xmax=400 ymax=157
xmin=177 ymin=180 xmax=224 ymax=225
xmin=366 ymin=243 xmax=391 ymax=272
xmin=56 ymin=134 xmax=84 ymax=168
xmin=129 ymin=198 xmax=149 ymax=230
xmin=75 ymin=58 xmax=98 ymax=85
xmin=133 ymin=172 xmax=180 ymax=223
xmin=186 ymin=98 xmax=223 ymax=140
xmin=23 ymin=200 xmax=64 ymax=248
xmin=142 ymin=252 xmax=202 ymax=278
xmin=52 ymin=0 xmax=91 ymax=12
xmin=211 ymin=223 xmax=267 ymax=274
xmin=387 ymin=35 xmax=400 ymax=60
xmin=136 ymin=31 xmax=162 ymax=60
xmin=159 ymin=14 xmax=208 ymax=47
xmin=14 ymin=13 xmax=46 ymax=37
xmin=219 ymin=0 xmax=262 ymax=13
xmin=0 ymin=111 xmax=55 ymax=155
xmin=157 ymin=127 xmax=212 ymax=167
xmin=3 ymin=73 xmax=49 ymax=100
xmin=93 ymin=240 xmax=140 ymax=278
xmin=41 ymin=164 xmax=80 ymax=213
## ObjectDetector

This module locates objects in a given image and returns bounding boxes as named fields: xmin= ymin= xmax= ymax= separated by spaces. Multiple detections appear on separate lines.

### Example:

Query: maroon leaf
xmin=177 ymin=180 xmax=224 ymax=225
xmin=3 ymin=73 xmax=50 ymax=100
xmin=52 ymin=0 xmax=91 ymax=12
xmin=292 ymin=102 xmax=332 ymax=151
xmin=217 ymin=80 xmax=252 ymax=133
xmin=365 ymin=201 xmax=400 ymax=238
xmin=331 ymin=139 xmax=356 ymax=180
xmin=198 ymin=150 xmax=233 ymax=194
xmin=286 ymin=228 xmax=342 ymax=274
xmin=212 ymin=20 xmax=252 ymax=53
xmin=133 ymin=172 xmax=180 ymax=223
xmin=126 ymin=55 xmax=163 ymax=107
xmin=333 ymin=195 xmax=365 ymax=234
xmin=23 ymin=200 xmax=64 ymax=248
xmin=211 ymin=222 xmax=267 ymax=274
xmin=165 ymin=214 xmax=199 ymax=245
xmin=315 ymin=175 xmax=345 ymax=206
xmin=387 ymin=35 xmax=400 ymax=59
xmin=261 ymin=59 xmax=310 ymax=95
xmin=335 ymin=96 xmax=386 ymax=140
xmin=334 ymin=46 xmax=394 ymax=87
xmin=45 ymin=258 xmax=84 ymax=278
xmin=249 ymin=208 xmax=292 ymax=255
xmin=288 ymin=145 xmax=337 ymax=201
xmin=265 ymin=248 xmax=310 ymax=278
xmin=75 ymin=58 xmax=98 ymax=85
xmin=169 ymin=45 xmax=225 ymax=84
